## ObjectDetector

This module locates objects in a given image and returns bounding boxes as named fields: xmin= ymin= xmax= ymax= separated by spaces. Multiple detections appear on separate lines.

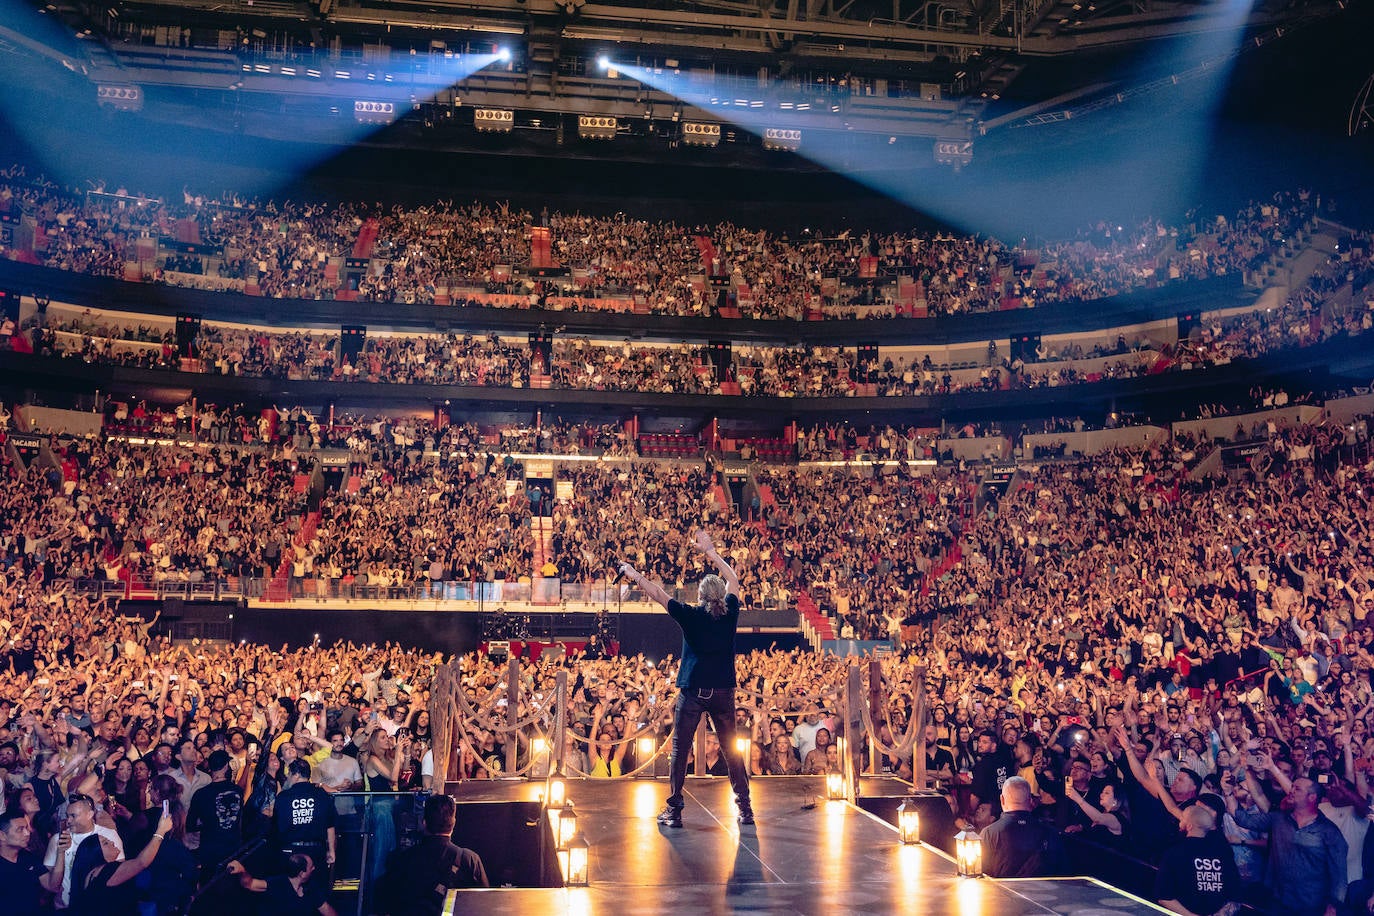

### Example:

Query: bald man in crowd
xmin=980 ymin=776 xmax=1061 ymax=878
xmin=1154 ymin=802 xmax=1241 ymax=916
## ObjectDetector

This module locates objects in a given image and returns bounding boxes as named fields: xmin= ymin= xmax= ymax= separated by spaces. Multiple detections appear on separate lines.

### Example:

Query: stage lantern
xmin=558 ymin=835 xmax=590 ymax=886
xmin=546 ymin=773 xmax=567 ymax=809
xmin=897 ymin=798 xmax=921 ymax=845
xmin=556 ymin=805 xmax=578 ymax=848
xmin=955 ymin=828 xmax=983 ymax=877
xmin=531 ymin=736 xmax=550 ymax=777
xmin=735 ymin=736 xmax=751 ymax=757
xmin=825 ymin=771 xmax=846 ymax=800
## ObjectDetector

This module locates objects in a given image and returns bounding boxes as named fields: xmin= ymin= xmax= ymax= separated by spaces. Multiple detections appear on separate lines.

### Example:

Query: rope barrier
xmin=453 ymin=677 xmax=553 ymax=733
xmin=858 ymin=686 xmax=921 ymax=760
xmin=440 ymin=659 xmax=922 ymax=783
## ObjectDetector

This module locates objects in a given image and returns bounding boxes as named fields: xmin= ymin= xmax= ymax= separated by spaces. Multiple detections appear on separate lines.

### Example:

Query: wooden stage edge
xmin=444 ymin=775 xmax=1168 ymax=915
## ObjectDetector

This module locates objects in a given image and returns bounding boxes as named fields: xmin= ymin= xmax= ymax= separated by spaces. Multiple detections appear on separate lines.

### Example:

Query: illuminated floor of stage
xmin=446 ymin=776 xmax=1165 ymax=914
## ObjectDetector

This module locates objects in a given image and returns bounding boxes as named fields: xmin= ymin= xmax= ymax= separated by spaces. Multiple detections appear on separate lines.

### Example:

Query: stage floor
xmin=447 ymin=776 xmax=1165 ymax=914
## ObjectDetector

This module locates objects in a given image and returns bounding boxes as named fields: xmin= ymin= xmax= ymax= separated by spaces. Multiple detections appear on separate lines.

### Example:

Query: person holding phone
xmin=42 ymin=793 xmax=124 ymax=909
xmin=66 ymin=810 xmax=174 ymax=916
xmin=619 ymin=529 xmax=754 ymax=830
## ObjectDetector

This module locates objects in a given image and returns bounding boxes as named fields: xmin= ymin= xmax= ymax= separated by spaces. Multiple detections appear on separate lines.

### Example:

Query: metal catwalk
xmin=445 ymin=775 xmax=1165 ymax=914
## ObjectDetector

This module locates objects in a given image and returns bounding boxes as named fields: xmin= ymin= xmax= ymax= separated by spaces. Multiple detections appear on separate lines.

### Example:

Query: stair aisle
xmin=352 ymin=218 xmax=380 ymax=259
xmin=530 ymin=226 xmax=554 ymax=268
xmin=795 ymin=591 xmax=837 ymax=641
xmin=531 ymin=514 xmax=553 ymax=570
xmin=266 ymin=510 xmax=321 ymax=602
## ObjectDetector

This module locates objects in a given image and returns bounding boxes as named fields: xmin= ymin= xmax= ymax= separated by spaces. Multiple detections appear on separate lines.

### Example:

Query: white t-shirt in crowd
xmin=315 ymin=753 xmax=363 ymax=791
xmin=45 ymin=824 xmax=124 ymax=908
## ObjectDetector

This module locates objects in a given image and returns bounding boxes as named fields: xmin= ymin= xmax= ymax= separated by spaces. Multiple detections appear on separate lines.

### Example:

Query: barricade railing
xmin=59 ymin=575 xmax=795 ymax=620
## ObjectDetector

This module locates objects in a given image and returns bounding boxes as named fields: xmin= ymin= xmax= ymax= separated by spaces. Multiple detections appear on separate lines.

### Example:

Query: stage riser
xmin=453 ymin=800 xmax=560 ymax=888
xmin=445 ymin=776 xmax=1158 ymax=913
xmin=858 ymin=789 xmax=958 ymax=855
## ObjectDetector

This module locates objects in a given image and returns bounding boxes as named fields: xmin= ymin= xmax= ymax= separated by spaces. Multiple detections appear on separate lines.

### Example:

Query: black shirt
xmin=0 ymin=850 xmax=48 ymax=916
xmin=705 ymin=753 xmax=731 ymax=776
xmin=925 ymin=746 xmax=956 ymax=783
xmin=1115 ymin=752 xmax=1178 ymax=861
xmin=970 ymin=746 xmax=1014 ymax=816
xmin=1154 ymin=833 xmax=1241 ymax=914
xmin=667 ymin=593 xmax=741 ymax=689
xmin=187 ymin=778 xmax=244 ymax=864
xmin=69 ymin=859 xmax=139 ymax=916
xmin=273 ymin=781 xmax=336 ymax=848
xmin=375 ymin=835 xmax=490 ymax=916
xmin=261 ymin=875 xmax=328 ymax=916
xmin=981 ymin=810 xmax=1061 ymax=878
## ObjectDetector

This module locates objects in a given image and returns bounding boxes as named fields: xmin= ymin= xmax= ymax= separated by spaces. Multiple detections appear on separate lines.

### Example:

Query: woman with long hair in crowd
xmin=454 ymin=739 xmax=488 ymax=781
xmin=952 ymin=725 xmax=978 ymax=818
xmin=748 ymin=741 xmax=767 ymax=776
xmin=559 ymin=730 xmax=588 ymax=777
xmin=129 ymin=759 xmax=153 ymax=811
xmin=66 ymin=810 xmax=175 ymax=916
xmin=360 ymin=727 xmax=407 ymax=887
xmin=801 ymin=727 xmax=833 ymax=775
xmin=931 ymin=705 xmax=953 ymax=746
xmin=588 ymin=727 xmax=629 ymax=777
xmin=144 ymin=774 xmax=198 ymax=915
xmin=407 ymin=708 xmax=432 ymax=742
xmin=102 ymin=757 xmax=135 ymax=809
xmin=244 ymin=748 xmax=285 ymax=836
xmin=27 ymin=749 xmax=63 ymax=829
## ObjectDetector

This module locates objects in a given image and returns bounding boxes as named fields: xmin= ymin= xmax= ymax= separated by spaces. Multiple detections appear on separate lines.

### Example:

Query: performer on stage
xmin=619 ymin=530 xmax=754 ymax=829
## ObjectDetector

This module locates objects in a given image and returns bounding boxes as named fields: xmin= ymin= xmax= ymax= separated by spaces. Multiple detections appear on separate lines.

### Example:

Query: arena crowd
xmin=3 ymin=165 xmax=1374 ymax=913
xmin=0 ymin=403 xmax=1372 ymax=911
xmin=0 ymin=164 xmax=1354 ymax=320
xmin=24 ymin=240 xmax=1374 ymax=402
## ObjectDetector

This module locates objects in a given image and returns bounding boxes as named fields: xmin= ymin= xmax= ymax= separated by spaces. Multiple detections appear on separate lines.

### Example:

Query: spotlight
xmin=496 ymin=46 xmax=511 ymax=62
xmin=597 ymin=55 xmax=610 ymax=71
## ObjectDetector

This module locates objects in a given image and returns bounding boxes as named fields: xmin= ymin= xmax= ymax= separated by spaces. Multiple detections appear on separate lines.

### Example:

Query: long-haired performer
xmin=619 ymin=530 xmax=754 ymax=829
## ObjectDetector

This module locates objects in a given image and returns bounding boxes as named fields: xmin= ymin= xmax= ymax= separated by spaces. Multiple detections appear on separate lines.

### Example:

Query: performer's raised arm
xmin=618 ymin=561 xmax=673 ymax=610
xmin=695 ymin=530 xmax=740 ymax=597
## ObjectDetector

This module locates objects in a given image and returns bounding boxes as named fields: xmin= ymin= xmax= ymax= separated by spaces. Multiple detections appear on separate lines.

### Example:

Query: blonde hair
xmin=700 ymin=574 xmax=729 ymax=618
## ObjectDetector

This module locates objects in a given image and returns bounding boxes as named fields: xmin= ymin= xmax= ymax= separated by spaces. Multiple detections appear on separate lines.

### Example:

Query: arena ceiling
xmin=1 ymin=0 xmax=1353 ymax=167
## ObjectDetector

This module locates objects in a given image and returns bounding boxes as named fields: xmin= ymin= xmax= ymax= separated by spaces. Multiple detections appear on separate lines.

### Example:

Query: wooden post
xmin=552 ymin=669 xmax=568 ymax=775
xmin=426 ymin=660 xmax=456 ymax=788
xmin=846 ymin=663 xmax=863 ymax=801
xmin=868 ymin=658 xmax=884 ymax=775
xmin=505 ymin=656 xmax=519 ymax=775
xmin=913 ymin=666 xmax=928 ymax=789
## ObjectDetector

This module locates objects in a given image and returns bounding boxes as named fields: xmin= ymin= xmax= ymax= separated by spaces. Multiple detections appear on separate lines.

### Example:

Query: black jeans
xmin=667 ymin=686 xmax=751 ymax=812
